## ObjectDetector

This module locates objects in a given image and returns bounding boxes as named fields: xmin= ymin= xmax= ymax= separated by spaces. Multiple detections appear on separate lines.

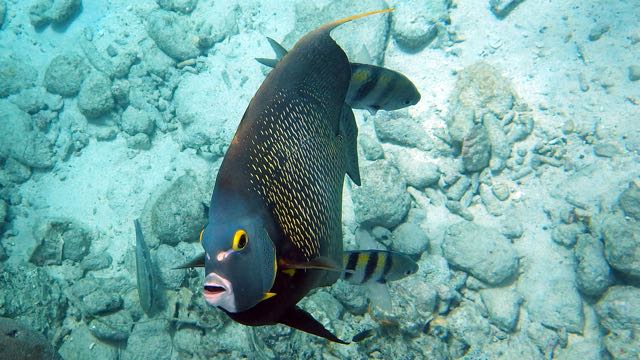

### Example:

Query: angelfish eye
xmin=232 ymin=229 xmax=248 ymax=251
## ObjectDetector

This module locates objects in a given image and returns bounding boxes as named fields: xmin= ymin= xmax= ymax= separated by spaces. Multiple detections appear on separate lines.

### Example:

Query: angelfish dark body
xmin=203 ymin=10 xmax=391 ymax=343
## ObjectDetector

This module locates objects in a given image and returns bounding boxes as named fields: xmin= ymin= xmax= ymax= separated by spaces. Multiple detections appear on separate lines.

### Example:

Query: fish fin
xmin=255 ymin=57 xmax=278 ymax=68
xmin=278 ymin=306 xmax=349 ymax=344
xmin=280 ymin=256 xmax=341 ymax=272
xmin=134 ymin=219 xmax=144 ymax=247
xmin=339 ymin=105 xmax=361 ymax=186
xmin=173 ymin=252 xmax=205 ymax=269
xmin=282 ymin=268 xmax=296 ymax=277
xmin=202 ymin=202 xmax=209 ymax=217
xmin=260 ymin=292 xmax=277 ymax=302
xmin=366 ymin=107 xmax=378 ymax=116
xmin=266 ymin=37 xmax=288 ymax=60
xmin=255 ymin=38 xmax=289 ymax=68
xmin=367 ymin=282 xmax=392 ymax=313
xmin=318 ymin=8 xmax=393 ymax=34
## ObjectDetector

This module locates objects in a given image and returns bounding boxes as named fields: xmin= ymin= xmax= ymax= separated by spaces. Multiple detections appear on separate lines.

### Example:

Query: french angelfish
xmin=197 ymin=9 xmax=393 ymax=345
xmin=134 ymin=219 xmax=160 ymax=315
xmin=256 ymin=37 xmax=421 ymax=115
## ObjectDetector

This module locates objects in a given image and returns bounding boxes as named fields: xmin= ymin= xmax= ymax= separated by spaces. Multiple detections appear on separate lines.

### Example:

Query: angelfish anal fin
xmin=278 ymin=306 xmax=350 ymax=345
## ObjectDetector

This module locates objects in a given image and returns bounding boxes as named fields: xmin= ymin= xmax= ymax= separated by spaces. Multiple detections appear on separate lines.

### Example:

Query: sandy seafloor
xmin=1 ymin=0 xmax=640 ymax=359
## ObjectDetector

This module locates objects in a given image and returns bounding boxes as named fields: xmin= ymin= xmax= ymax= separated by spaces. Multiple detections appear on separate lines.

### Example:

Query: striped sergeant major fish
xmin=256 ymin=38 xmax=421 ymax=115
xmin=341 ymin=250 xmax=418 ymax=285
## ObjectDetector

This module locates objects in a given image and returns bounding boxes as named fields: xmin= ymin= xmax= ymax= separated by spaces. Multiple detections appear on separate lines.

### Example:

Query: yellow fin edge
xmin=261 ymin=292 xmax=277 ymax=302
xmin=321 ymin=8 xmax=394 ymax=33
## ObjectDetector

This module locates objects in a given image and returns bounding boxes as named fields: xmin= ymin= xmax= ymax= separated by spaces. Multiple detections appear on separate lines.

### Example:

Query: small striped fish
xmin=341 ymin=250 xmax=418 ymax=285
xmin=346 ymin=63 xmax=421 ymax=115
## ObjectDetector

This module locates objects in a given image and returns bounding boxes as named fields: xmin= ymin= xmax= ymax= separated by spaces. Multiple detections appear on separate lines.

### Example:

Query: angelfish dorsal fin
xmin=315 ymin=8 xmax=393 ymax=35
xmin=278 ymin=306 xmax=349 ymax=344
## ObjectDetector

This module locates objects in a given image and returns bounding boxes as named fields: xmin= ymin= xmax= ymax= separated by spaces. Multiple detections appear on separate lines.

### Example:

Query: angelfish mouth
xmin=203 ymin=272 xmax=232 ymax=307
xmin=204 ymin=284 xmax=225 ymax=295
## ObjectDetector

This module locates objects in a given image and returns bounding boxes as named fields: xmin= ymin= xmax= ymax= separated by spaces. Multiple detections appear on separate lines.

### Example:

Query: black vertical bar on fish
xmin=362 ymin=251 xmax=379 ymax=283
xmin=343 ymin=251 xmax=359 ymax=281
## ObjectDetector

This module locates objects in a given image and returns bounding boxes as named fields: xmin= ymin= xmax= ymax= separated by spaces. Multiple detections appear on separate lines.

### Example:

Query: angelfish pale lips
xmin=203 ymin=272 xmax=235 ymax=310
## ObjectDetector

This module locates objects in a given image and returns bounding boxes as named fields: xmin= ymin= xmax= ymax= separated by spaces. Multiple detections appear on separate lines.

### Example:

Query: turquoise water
xmin=1 ymin=0 xmax=639 ymax=359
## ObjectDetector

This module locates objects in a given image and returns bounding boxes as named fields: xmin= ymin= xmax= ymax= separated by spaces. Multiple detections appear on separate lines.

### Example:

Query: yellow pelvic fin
xmin=282 ymin=268 xmax=296 ymax=277
xmin=261 ymin=292 xmax=277 ymax=302
xmin=320 ymin=8 xmax=394 ymax=33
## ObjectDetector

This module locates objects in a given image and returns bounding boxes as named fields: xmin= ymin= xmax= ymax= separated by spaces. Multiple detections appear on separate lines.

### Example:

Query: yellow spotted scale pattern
xmin=246 ymin=87 xmax=346 ymax=261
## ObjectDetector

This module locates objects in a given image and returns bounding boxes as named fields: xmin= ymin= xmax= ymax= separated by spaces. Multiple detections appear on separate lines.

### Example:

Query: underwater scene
xmin=1 ymin=0 xmax=639 ymax=359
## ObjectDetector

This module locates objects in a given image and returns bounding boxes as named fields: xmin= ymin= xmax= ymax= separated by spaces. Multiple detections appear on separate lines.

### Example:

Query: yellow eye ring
xmin=232 ymin=229 xmax=248 ymax=251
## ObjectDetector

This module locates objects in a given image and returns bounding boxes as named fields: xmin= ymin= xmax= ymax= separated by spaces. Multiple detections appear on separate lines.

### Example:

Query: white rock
xmin=351 ymin=160 xmax=410 ymax=228
xmin=391 ymin=222 xmax=429 ymax=255
xmin=390 ymin=0 xmax=451 ymax=50
xmin=442 ymin=221 xmax=518 ymax=285
xmin=480 ymin=286 xmax=523 ymax=332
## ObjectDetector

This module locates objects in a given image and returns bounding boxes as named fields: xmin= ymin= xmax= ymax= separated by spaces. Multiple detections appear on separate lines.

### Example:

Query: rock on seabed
xmin=442 ymin=221 xmax=518 ymax=285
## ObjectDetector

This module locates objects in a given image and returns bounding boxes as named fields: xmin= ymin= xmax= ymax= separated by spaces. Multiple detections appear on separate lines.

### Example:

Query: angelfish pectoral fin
xmin=280 ymin=256 xmax=341 ymax=272
xmin=278 ymin=306 xmax=349 ymax=345
xmin=339 ymin=105 xmax=361 ymax=186
xmin=173 ymin=252 xmax=205 ymax=269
